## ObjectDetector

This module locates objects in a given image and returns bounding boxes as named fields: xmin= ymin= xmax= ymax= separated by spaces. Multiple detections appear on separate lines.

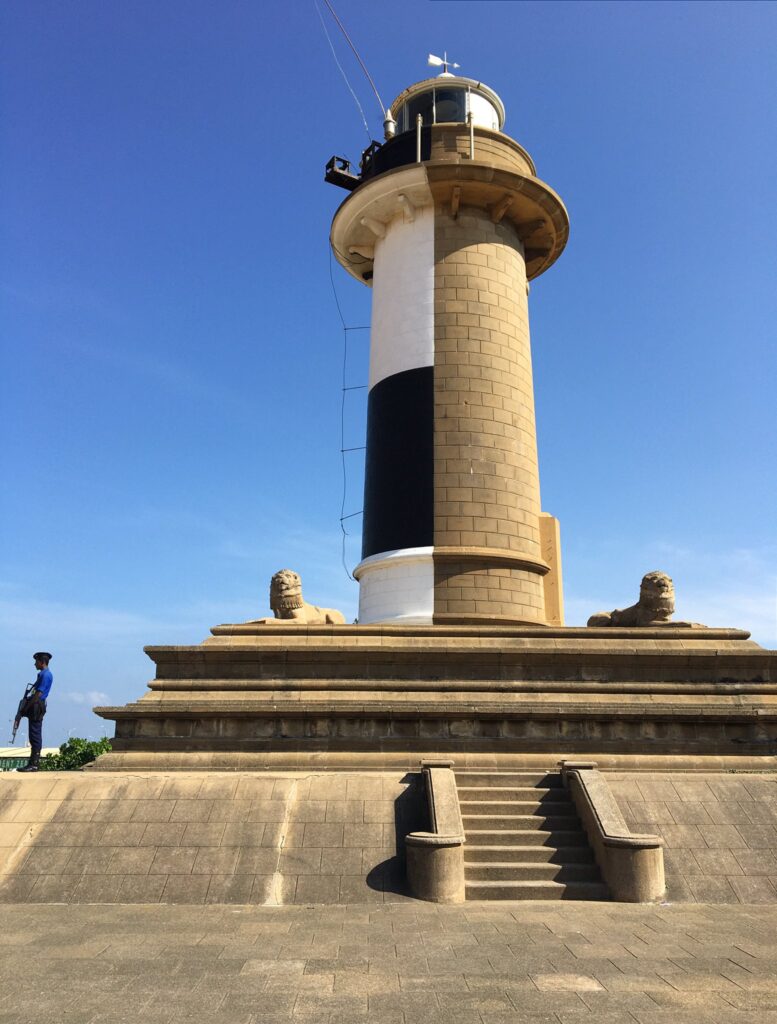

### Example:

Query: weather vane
xmin=428 ymin=52 xmax=460 ymax=76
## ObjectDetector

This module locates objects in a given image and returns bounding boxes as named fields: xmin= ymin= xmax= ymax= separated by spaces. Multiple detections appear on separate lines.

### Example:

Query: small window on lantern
xmin=407 ymin=91 xmax=435 ymax=128
xmin=434 ymin=88 xmax=466 ymax=124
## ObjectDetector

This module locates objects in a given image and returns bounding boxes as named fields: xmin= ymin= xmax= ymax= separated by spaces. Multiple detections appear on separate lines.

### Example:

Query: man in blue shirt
xmin=17 ymin=652 xmax=53 ymax=772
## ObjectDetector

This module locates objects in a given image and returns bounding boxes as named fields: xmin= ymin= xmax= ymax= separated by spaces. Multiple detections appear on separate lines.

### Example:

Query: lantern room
xmin=388 ymin=76 xmax=505 ymax=135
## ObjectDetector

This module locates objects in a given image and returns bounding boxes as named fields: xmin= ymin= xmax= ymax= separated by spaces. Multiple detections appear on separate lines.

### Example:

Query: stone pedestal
xmin=94 ymin=622 xmax=777 ymax=771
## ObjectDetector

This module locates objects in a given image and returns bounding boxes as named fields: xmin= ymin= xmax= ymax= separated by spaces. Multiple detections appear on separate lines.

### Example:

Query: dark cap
xmin=33 ymin=652 xmax=52 ymax=662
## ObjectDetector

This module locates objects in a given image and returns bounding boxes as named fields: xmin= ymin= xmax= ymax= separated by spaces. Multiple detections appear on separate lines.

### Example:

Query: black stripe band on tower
xmin=361 ymin=365 xmax=433 ymax=560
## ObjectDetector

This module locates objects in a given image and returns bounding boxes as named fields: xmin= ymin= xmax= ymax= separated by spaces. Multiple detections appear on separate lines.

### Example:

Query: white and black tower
xmin=328 ymin=66 xmax=568 ymax=627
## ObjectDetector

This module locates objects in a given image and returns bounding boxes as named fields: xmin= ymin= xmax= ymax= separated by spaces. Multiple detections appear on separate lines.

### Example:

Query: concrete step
xmin=461 ymin=814 xmax=582 ymax=831
xmin=464 ymin=829 xmax=590 ymax=847
xmin=460 ymin=800 xmax=575 ymax=816
xmin=455 ymin=772 xmax=562 ymax=789
xmin=464 ymin=845 xmax=595 ymax=864
xmin=465 ymin=862 xmax=601 ymax=883
xmin=458 ymin=786 xmax=569 ymax=802
xmin=457 ymin=770 xmax=606 ymax=902
xmin=465 ymin=879 xmax=609 ymax=901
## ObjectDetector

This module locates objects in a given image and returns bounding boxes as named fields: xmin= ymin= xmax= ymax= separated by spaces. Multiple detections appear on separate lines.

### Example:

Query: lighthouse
xmin=328 ymin=67 xmax=568 ymax=627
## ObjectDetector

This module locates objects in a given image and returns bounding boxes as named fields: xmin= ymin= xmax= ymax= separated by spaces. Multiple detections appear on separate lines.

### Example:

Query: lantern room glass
xmin=434 ymin=88 xmax=467 ymax=123
xmin=394 ymin=86 xmax=470 ymax=134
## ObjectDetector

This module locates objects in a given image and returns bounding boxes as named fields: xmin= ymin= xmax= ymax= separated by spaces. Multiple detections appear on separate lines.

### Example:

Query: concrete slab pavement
xmin=2 ymin=901 xmax=777 ymax=1023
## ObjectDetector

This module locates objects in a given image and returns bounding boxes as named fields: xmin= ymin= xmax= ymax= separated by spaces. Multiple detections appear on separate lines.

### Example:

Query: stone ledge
xmin=90 ymin=750 xmax=777 ymax=772
xmin=432 ymin=545 xmax=550 ymax=575
xmin=206 ymin=623 xmax=753 ymax=640
xmin=97 ymin=699 xmax=777 ymax=720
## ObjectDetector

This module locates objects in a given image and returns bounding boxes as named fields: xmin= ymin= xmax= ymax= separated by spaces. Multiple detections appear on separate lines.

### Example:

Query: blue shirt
xmin=35 ymin=668 xmax=53 ymax=700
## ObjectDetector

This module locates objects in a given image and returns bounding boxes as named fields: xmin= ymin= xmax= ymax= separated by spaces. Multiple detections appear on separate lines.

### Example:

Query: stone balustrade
xmin=406 ymin=761 xmax=466 ymax=903
xmin=561 ymin=760 xmax=665 ymax=902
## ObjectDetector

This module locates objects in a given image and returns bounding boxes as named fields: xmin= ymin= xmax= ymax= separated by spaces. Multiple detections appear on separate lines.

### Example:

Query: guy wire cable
xmin=320 ymin=0 xmax=387 ymax=119
xmin=314 ymin=0 xmax=371 ymax=142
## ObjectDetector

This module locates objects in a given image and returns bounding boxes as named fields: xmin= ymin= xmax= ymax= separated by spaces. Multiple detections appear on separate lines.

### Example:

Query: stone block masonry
xmin=610 ymin=772 xmax=777 ymax=904
xmin=6 ymin=768 xmax=777 ymax=907
xmin=96 ymin=623 xmax=777 ymax=770
xmin=433 ymin=207 xmax=546 ymax=625
xmin=0 ymin=772 xmax=425 ymax=905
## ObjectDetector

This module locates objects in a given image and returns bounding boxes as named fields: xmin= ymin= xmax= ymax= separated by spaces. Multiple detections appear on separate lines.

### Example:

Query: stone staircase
xmin=456 ymin=770 xmax=609 ymax=901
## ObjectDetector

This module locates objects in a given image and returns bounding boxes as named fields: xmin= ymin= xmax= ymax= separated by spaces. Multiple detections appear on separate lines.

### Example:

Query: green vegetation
xmin=39 ymin=737 xmax=112 ymax=771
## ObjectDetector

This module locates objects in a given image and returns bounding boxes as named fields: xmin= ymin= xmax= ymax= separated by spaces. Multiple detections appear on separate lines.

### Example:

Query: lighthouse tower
xmin=329 ymin=68 xmax=568 ymax=627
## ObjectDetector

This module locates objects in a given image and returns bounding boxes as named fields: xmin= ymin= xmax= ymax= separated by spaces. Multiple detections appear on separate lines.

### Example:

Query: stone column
xmin=432 ymin=207 xmax=546 ymax=625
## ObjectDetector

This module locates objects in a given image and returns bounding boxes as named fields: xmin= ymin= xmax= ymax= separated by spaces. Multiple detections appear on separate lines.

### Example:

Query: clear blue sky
xmin=2 ymin=1 xmax=775 ymax=745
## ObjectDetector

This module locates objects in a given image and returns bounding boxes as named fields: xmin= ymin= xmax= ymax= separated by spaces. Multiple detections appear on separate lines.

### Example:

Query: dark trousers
xmin=28 ymin=707 xmax=45 ymax=761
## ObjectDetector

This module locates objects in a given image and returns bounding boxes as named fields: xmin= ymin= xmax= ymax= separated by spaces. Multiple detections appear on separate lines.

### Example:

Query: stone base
xmin=610 ymin=771 xmax=777 ymax=903
xmin=94 ymin=622 xmax=777 ymax=771
xmin=0 ymin=771 xmax=423 ymax=905
xmin=4 ymin=768 xmax=777 ymax=906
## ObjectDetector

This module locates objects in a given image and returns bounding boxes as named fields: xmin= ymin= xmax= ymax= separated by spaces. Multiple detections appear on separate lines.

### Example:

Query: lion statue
xmin=251 ymin=569 xmax=346 ymax=625
xmin=587 ymin=571 xmax=703 ymax=628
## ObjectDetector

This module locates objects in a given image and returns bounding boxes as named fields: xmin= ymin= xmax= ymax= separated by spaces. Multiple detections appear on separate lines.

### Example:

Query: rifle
xmin=10 ymin=684 xmax=35 ymax=744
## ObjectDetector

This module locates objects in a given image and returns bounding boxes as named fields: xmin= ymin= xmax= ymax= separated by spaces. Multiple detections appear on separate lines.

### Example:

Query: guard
xmin=16 ymin=652 xmax=53 ymax=772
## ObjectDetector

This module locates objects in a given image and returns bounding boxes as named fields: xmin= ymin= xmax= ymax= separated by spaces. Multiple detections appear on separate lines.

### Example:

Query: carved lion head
xmin=269 ymin=569 xmax=303 ymax=613
xmin=639 ymin=571 xmax=675 ymax=620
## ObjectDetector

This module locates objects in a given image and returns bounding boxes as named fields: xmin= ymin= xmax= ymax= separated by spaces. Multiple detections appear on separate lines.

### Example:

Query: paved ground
xmin=3 ymin=901 xmax=777 ymax=1023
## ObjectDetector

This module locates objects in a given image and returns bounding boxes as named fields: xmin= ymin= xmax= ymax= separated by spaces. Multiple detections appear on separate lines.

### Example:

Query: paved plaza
xmin=3 ymin=900 xmax=777 ymax=1023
